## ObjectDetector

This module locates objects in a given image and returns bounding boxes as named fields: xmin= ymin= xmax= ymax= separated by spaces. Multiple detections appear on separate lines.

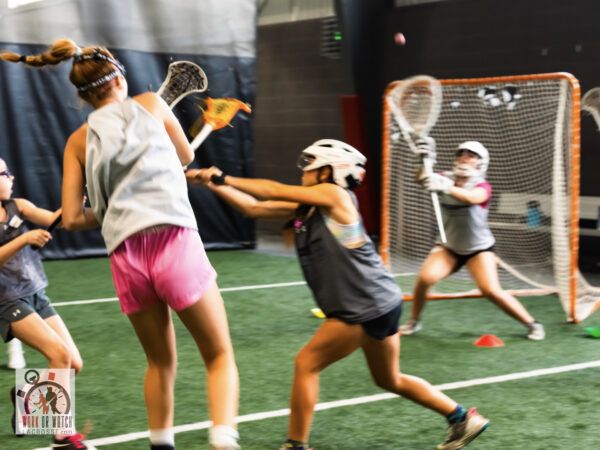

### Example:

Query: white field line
xmin=50 ymin=273 xmax=415 ymax=307
xmin=32 ymin=359 xmax=600 ymax=449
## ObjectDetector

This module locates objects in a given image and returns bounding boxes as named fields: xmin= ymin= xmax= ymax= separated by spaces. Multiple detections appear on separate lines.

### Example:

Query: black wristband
xmin=211 ymin=173 xmax=227 ymax=185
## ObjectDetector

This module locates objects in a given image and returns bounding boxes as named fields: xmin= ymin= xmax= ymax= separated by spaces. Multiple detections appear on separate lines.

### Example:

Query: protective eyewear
xmin=297 ymin=153 xmax=316 ymax=170
xmin=456 ymin=149 xmax=480 ymax=158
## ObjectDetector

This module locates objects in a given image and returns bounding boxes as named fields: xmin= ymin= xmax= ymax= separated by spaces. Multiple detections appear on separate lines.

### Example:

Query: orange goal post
xmin=381 ymin=72 xmax=600 ymax=322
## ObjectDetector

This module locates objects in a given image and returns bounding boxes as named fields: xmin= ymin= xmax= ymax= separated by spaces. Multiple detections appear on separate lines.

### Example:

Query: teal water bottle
xmin=527 ymin=200 xmax=541 ymax=228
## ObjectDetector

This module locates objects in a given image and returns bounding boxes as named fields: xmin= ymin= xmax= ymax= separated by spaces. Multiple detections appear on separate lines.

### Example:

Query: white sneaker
xmin=399 ymin=319 xmax=422 ymax=335
xmin=210 ymin=425 xmax=239 ymax=450
xmin=7 ymin=339 xmax=26 ymax=370
xmin=437 ymin=408 xmax=489 ymax=450
xmin=527 ymin=322 xmax=545 ymax=341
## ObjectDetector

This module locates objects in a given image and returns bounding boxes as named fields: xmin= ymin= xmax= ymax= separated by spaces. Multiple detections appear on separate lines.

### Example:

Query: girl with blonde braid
xmin=1 ymin=39 xmax=240 ymax=450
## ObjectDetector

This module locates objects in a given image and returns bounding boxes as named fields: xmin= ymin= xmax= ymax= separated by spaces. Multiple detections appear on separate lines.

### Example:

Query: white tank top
xmin=85 ymin=98 xmax=197 ymax=253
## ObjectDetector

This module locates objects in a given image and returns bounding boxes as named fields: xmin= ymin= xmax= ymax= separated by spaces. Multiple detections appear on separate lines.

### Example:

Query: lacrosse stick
xmin=31 ymin=213 xmax=63 ymax=250
xmin=157 ymin=61 xmax=208 ymax=108
xmin=189 ymin=97 xmax=252 ymax=151
xmin=582 ymin=87 xmax=600 ymax=131
xmin=386 ymin=75 xmax=446 ymax=243
xmin=156 ymin=62 xmax=250 ymax=150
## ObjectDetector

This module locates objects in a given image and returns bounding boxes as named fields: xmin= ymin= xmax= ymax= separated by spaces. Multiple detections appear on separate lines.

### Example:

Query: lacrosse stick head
xmin=157 ymin=61 xmax=208 ymax=108
xmin=202 ymin=97 xmax=252 ymax=130
xmin=582 ymin=87 xmax=600 ymax=130
xmin=386 ymin=75 xmax=442 ymax=138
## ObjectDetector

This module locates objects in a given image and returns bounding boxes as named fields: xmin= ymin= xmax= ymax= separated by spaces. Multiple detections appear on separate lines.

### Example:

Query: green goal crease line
xmin=50 ymin=273 xmax=416 ymax=308
xmin=32 ymin=360 xmax=600 ymax=449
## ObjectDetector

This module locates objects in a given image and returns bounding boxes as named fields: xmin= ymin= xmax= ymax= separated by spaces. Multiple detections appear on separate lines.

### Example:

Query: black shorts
xmin=446 ymin=246 xmax=495 ymax=273
xmin=0 ymin=290 xmax=57 ymax=342
xmin=360 ymin=303 xmax=403 ymax=340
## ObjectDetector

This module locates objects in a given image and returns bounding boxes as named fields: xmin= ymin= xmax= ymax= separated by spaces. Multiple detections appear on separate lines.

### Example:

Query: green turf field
xmin=1 ymin=250 xmax=599 ymax=449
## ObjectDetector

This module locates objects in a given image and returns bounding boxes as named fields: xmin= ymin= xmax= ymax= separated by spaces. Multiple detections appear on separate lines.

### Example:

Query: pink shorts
xmin=109 ymin=226 xmax=217 ymax=315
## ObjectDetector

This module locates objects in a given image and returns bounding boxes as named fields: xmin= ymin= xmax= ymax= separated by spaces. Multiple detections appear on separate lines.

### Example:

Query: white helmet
xmin=453 ymin=141 xmax=489 ymax=177
xmin=297 ymin=139 xmax=367 ymax=189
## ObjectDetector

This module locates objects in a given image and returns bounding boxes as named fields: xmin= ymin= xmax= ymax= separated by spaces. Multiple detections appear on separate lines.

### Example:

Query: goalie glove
xmin=410 ymin=134 xmax=436 ymax=162
xmin=421 ymin=173 xmax=453 ymax=194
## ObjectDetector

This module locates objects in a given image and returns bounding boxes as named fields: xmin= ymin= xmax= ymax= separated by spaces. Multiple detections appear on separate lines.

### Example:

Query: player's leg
xmin=43 ymin=315 xmax=83 ymax=373
xmin=466 ymin=252 xmax=544 ymax=339
xmin=34 ymin=288 xmax=84 ymax=373
xmin=284 ymin=319 xmax=364 ymax=448
xmin=146 ymin=226 xmax=238 ymax=449
xmin=10 ymin=312 xmax=73 ymax=368
xmin=7 ymin=290 xmax=84 ymax=373
xmin=9 ymin=310 xmax=89 ymax=445
xmin=363 ymin=333 xmax=456 ymax=410
xmin=362 ymin=333 xmax=489 ymax=449
xmin=109 ymin=228 xmax=181 ymax=449
xmin=176 ymin=282 xmax=239 ymax=449
xmin=400 ymin=246 xmax=456 ymax=334
xmin=128 ymin=303 xmax=178 ymax=446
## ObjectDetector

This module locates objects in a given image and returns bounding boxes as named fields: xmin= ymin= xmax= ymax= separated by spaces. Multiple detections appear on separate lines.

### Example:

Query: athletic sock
xmin=446 ymin=404 xmax=468 ymax=424
xmin=209 ymin=425 xmax=239 ymax=448
xmin=149 ymin=428 xmax=175 ymax=446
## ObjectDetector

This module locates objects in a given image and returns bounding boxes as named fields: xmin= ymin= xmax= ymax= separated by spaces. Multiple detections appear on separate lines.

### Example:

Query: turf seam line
xmin=31 ymin=359 xmax=600 ymax=449
xmin=50 ymin=274 xmax=415 ymax=307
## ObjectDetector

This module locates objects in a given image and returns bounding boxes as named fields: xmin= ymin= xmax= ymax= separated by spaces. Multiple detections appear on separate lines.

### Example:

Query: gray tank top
xmin=86 ymin=98 xmax=197 ymax=253
xmin=0 ymin=200 xmax=48 ymax=302
xmin=439 ymin=172 xmax=495 ymax=254
xmin=294 ymin=199 xmax=401 ymax=323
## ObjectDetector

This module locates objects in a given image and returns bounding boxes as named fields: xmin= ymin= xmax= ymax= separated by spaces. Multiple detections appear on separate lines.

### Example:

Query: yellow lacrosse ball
xmin=311 ymin=308 xmax=326 ymax=319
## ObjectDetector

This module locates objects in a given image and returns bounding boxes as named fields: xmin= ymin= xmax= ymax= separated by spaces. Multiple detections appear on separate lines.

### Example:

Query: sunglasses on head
xmin=0 ymin=169 xmax=13 ymax=178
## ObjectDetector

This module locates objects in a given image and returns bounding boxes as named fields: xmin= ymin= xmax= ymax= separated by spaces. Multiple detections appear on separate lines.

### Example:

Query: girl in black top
xmin=188 ymin=139 xmax=489 ymax=450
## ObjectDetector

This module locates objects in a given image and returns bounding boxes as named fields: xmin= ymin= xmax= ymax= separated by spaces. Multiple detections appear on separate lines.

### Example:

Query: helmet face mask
xmin=453 ymin=141 xmax=489 ymax=177
xmin=297 ymin=139 xmax=366 ymax=189
xmin=296 ymin=153 xmax=316 ymax=170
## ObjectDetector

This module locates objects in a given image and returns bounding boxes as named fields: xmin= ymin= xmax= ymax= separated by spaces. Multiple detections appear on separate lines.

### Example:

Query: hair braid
xmin=0 ymin=38 xmax=126 ymax=104
xmin=0 ymin=38 xmax=81 ymax=67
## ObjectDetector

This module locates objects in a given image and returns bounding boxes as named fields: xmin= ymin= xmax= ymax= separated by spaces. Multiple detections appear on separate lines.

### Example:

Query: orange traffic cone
xmin=474 ymin=334 xmax=504 ymax=347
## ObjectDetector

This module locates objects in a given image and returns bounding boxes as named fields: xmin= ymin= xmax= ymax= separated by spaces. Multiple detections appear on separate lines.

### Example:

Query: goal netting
xmin=381 ymin=73 xmax=600 ymax=322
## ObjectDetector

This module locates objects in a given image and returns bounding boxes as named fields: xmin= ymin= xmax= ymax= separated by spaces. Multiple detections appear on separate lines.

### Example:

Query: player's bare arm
xmin=61 ymin=126 xmax=99 ymax=231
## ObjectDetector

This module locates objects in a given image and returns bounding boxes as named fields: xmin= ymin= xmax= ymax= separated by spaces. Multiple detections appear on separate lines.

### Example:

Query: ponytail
xmin=0 ymin=38 xmax=126 ymax=103
xmin=0 ymin=38 xmax=81 ymax=67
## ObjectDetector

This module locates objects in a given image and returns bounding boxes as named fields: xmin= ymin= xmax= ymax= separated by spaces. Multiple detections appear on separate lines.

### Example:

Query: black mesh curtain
xmin=0 ymin=0 xmax=256 ymax=258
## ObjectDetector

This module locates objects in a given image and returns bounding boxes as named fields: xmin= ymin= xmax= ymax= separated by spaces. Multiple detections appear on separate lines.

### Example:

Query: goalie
xmin=399 ymin=139 xmax=546 ymax=341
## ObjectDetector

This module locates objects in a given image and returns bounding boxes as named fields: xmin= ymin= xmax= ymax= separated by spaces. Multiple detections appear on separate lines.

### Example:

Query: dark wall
xmin=254 ymin=20 xmax=347 ymax=234
xmin=0 ymin=0 xmax=257 ymax=258
xmin=0 ymin=47 xmax=255 ymax=258
xmin=253 ymin=0 xmax=600 ymax=238
xmin=376 ymin=0 xmax=600 ymax=196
